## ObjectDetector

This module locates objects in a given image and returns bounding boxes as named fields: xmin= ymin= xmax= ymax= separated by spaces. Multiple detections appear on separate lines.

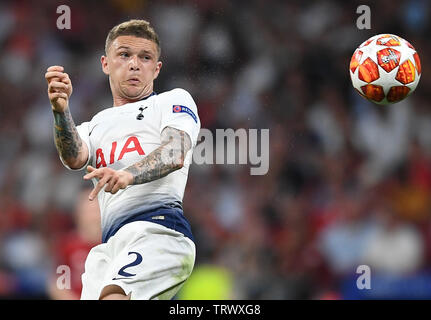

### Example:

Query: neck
xmin=113 ymin=91 xmax=154 ymax=107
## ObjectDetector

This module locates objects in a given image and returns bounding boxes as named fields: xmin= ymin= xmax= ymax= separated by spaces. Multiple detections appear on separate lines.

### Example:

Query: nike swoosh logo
xmin=89 ymin=124 xmax=99 ymax=136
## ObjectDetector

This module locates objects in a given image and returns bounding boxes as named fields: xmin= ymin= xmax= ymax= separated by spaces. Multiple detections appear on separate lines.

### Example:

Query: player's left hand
xmin=83 ymin=166 xmax=133 ymax=201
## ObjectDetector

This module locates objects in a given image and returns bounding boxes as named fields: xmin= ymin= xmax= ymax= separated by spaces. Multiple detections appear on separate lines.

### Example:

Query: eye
xmin=120 ymin=52 xmax=129 ymax=58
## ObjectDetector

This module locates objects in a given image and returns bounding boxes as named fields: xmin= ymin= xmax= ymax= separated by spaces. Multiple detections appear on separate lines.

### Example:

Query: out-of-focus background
xmin=1 ymin=0 xmax=431 ymax=299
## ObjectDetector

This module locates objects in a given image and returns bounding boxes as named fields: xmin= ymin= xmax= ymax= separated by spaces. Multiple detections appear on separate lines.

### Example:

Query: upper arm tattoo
xmin=124 ymin=127 xmax=192 ymax=185
xmin=53 ymin=109 xmax=83 ymax=161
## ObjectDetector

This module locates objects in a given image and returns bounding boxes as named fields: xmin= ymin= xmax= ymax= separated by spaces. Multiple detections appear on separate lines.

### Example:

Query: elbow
xmin=65 ymin=158 xmax=86 ymax=170
xmin=69 ymin=162 xmax=85 ymax=170
xmin=62 ymin=153 xmax=88 ymax=170
xmin=173 ymin=155 xmax=185 ymax=170
xmin=57 ymin=142 xmax=89 ymax=170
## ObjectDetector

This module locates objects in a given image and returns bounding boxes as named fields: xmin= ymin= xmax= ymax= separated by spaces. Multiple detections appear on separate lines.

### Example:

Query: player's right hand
xmin=45 ymin=66 xmax=73 ymax=112
xmin=83 ymin=166 xmax=134 ymax=201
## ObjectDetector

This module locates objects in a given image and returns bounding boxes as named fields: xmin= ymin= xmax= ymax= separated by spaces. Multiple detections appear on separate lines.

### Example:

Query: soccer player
xmin=45 ymin=19 xmax=200 ymax=300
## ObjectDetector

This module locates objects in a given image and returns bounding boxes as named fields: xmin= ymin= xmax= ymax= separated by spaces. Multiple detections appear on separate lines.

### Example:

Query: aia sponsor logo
xmin=95 ymin=136 xmax=145 ymax=168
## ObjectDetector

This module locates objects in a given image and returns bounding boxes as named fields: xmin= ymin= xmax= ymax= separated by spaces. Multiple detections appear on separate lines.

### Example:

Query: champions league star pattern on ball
xmin=350 ymin=34 xmax=421 ymax=105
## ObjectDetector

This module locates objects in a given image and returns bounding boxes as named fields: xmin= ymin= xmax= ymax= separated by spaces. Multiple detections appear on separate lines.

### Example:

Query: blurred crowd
xmin=1 ymin=0 xmax=431 ymax=299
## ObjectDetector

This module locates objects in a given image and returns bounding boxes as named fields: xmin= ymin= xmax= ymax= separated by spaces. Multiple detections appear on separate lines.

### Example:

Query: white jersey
xmin=61 ymin=88 xmax=200 ymax=242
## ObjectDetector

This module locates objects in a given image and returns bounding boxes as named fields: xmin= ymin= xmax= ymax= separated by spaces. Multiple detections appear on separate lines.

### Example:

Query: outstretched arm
xmin=45 ymin=66 xmax=89 ymax=169
xmin=83 ymin=126 xmax=192 ymax=200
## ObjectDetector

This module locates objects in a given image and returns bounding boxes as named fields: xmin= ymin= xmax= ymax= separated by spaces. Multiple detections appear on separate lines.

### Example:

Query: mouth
xmin=126 ymin=78 xmax=141 ymax=85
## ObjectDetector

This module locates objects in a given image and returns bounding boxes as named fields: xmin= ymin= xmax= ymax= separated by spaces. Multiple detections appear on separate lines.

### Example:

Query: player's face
xmin=102 ymin=36 xmax=162 ymax=103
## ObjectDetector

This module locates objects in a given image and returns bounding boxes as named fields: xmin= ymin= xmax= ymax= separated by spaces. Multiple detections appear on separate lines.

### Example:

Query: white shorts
xmin=80 ymin=221 xmax=196 ymax=300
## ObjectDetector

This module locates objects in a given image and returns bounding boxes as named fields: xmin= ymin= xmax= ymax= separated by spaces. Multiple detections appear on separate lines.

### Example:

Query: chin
xmin=123 ymin=88 xmax=145 ymax=100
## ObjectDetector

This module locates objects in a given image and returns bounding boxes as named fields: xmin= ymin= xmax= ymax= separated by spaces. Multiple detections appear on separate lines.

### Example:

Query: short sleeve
xmin=59 ymin=121 xmax=92 ymax=171
xmin=159 ymin=88 xmax=201 ymax=147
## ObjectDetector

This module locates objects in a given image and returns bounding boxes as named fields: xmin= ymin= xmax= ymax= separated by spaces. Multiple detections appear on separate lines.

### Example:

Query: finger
xmin=45 ymin=72 xmax=68 ymax=83
xmin=47 ymin=66 xmax=64 ymax=72
xmin=111 ymin=175 xmax=129 ymax=194
xmin=83 ymin=172 xmax=99 ymax=181
xmin=104 ymin=177 xmax=118 ymax=193
xmin=89 ymin=176 xmax=111 ymax=201
xmin=48 ymin=81 xmax=68 ymax=92
xmin=49 ymin=81 xmax=68 ymax=90
xmin=49 ymin=85 xmax=69 ymax=96
xmin=87 ymin=166 xmax=96 ymax=173
xmin=49 ymin=92 xmax=68 ymax=100
xmin=110 ymin=182 xmax=124 ymax=195
xmin=45 ymin=71 xmax=66 ymax=77
xmin=83 ymin=167 xmax=101 ymax=180
xmin=61 ymin=75 xmax=71 ymax=84
xmin=56 ymin=72 xmax=70 ymax=84
xmin=45 ymin=71 xmax=67 ymax=79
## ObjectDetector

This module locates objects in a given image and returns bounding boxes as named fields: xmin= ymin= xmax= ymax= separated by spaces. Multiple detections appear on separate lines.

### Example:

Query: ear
xmin=101 ymin=55 xmax=109 ymax=75
xmin=153 ymin=61 xmax=162 ymax=80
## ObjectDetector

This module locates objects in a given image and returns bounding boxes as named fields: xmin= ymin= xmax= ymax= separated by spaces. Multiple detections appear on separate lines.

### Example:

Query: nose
xmin=129 ymin=55 xmax=139 ymax=71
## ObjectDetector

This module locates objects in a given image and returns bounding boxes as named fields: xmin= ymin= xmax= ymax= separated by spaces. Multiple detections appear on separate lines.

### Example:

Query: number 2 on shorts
xmin=118 ymin=251 xmax=143 ymax=277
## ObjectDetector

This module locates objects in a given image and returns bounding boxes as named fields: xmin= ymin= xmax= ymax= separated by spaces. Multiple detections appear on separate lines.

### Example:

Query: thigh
xmin=80 ymin=243 xmax=111 ymax=300
xmin=101 ymin=221 xmax=196 ymax=300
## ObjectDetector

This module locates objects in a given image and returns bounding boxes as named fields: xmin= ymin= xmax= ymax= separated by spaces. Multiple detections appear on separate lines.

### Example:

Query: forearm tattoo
xmin=53 ymin=109 xmax=82 ymax=160
xmin=124 ymin=127 xmax=192 ymax=185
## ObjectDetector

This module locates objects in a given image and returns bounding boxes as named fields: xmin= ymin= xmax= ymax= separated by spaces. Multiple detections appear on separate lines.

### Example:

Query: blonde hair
xmin=105 ymin=19 xmax=161 ymax=57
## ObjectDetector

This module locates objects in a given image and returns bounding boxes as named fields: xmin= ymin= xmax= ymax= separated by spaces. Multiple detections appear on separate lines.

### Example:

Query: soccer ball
xmin=350 ymin=34 xmax=421 ymax=105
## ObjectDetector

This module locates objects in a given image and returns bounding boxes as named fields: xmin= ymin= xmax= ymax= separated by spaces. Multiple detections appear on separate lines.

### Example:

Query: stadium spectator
xmin=47 ymin=188 xmax=101 ymax=300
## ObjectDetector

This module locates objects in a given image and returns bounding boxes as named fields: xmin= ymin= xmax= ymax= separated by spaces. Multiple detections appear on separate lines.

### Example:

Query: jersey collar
xmin=141 ymin=91 xmax=157 ymax=101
